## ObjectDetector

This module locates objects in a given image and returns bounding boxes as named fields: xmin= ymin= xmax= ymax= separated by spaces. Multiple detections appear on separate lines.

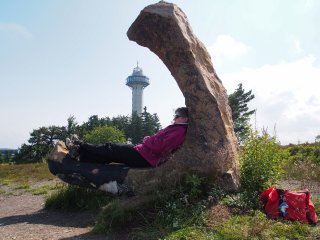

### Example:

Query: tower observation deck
xmin=126 ymin=64 xmax=150 ymax=115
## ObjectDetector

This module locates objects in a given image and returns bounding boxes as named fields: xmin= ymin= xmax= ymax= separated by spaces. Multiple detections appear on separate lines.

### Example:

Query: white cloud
xmin=221 ymin=55 xmax=320 ymax=144
xmin=0 ymin=22 xmax=33 ymax=39
xmin=307 ymin=95 xmax=320 ymax=106
xmin=208 ymin=35 xmax=250 ymax=60
xmin=292 ymin=39 xmax=304 ymax=55
xmin=305 ymin=0 xmax=313 ymax=8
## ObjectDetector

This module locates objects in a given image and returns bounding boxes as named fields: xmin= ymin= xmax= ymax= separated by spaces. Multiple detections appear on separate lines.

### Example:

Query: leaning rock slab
xmin=127 ymin=1 xmax=240 ymax=191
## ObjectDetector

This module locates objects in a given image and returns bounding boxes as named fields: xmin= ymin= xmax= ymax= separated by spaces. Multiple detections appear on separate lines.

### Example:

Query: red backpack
xmin=260 ymin=187 xmax=317 ymax=224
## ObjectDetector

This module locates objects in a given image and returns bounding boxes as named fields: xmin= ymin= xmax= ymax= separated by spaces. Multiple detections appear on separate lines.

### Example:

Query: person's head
xmin=173 ymin=107 xmax=188 ymax=124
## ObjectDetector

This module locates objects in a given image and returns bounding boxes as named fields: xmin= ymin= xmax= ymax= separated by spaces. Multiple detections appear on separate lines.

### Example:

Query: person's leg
xmin=78 ymin=142 xmax=151 ymax=168
xmin=48 ymin=155 xmax=130 ymax=187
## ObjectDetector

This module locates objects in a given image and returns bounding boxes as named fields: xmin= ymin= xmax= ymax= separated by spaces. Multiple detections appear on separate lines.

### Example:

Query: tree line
xmin=11 ymin=107 xmax=161 ymax=163
xmin=5 ymin=84 xmax=256 ymax=164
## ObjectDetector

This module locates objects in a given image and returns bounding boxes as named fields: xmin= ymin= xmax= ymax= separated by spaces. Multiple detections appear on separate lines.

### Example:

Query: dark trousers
xmin=78 ymin=142 xmax=151 ymax=168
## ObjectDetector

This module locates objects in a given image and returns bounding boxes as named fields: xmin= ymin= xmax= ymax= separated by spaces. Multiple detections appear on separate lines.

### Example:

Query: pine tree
xmin=228 ymin=83 xmax=255 ymax=144
xmin=128 ymin=112 xmax=144 ymax=144
xmin=141 ymin=107 xmax=161 ymax=138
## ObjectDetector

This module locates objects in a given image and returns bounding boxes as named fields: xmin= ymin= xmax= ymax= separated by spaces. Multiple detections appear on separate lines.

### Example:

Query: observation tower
xmin=126 ymin=63 xmax=150 ymax=115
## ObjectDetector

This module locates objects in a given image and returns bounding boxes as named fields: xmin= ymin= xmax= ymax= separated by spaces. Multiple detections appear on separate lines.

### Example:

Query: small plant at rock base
xmin=126 ymin=174 xmax=209 ymax=239
xmin=45 ymin=184 xmax=113 ymax=211
xmin=183 ymin=174 xmax=205 ymax=200
xmin=92 ymin=200 xmax=133 ymax=233
xmin=240 ymin=130 xmax=285 ymax=209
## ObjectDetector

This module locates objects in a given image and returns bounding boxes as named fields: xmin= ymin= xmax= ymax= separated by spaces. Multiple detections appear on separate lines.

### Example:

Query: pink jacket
xmin=134 ymin=123 xmax=188 ymax=167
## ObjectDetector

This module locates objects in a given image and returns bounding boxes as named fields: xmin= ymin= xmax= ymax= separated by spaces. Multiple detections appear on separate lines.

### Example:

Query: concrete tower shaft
xmin=126 ymin=64 xmax=150 ymax=114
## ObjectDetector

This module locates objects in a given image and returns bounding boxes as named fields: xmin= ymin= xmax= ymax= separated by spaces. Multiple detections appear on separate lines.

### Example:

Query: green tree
xmin=83 ymin=126 xmax=126 ymax=144
xmin=79 ymin=115 xmax=112 ymax=138
xmin=14 ymin=125 xmax=65 ymax=163
xmin=315 ymin=135 xmax=320 ymax=143
xmin=0 ymin=151 xmax=10 ymax=163
xmin=13 ymin=109 xmax=161 ymax=162
xmin=3 ymin=151 xmax=13 ymax=163
xmin=27 ymin=127 xmax=52 ymax=161
xmin=64 ymin=115 xmax=79 ymax=137
xmin=124 ymin=108 xmax=161 ymax=144
xmin=110 ymin=115 xmax=130 ymax=135
xmin=82 ymin=115 xmax=101 ymax=133
xmin=141 ymin=107 xmax=161 ymax=137
xmin=13 ymin=143 xmax=36 ymax=163
xmin=228 ymin=83 xmax=255 ymax=144
xmin=127 ymin=112 xmax=144 ymax=144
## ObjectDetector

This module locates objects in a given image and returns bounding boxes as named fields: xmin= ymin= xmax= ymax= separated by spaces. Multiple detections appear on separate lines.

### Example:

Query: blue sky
xmin=1 ymin=0 xmax=319 ymax=148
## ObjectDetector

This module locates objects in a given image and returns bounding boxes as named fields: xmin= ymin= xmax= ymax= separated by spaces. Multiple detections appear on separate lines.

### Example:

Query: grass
xmin=26 ymin=183 xmax=59 ymax=195
xmin=163 ymin=227 xmax=209 ymax=240
xmin=281 ymin=160 xmax=320 ymax=182
xmin=207 ymin=212 xmax=319 ymax=240
xmin=42 ymin=170 xmax=320 ymax=239
xmin=13 ymin=184 xmax=31 ymax=190
xmin=0 ymin=162 xmax=55 ymax=184
xmin=0 ymin=162 xmax=58 ymax=195
xmin=136 ymin=193 xmax=320 ymax=240
xmin=314 ymin=195 xmax=320 ymax=216
xmin=1 ymin=162 xmax=320 ymax=239
xmin=45 ymin=184 xmax=113 ymax=211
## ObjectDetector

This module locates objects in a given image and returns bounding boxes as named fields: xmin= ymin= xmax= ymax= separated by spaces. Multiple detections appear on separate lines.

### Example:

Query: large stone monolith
xmin=127 ymin=1 xmax=240 ymax=191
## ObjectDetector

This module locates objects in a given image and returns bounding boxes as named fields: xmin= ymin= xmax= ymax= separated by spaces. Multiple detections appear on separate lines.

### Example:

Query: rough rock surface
xmin=127 ymin=1 xmax=240 ymax=191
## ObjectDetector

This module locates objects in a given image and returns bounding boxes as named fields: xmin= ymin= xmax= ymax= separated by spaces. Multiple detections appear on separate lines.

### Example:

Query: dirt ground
xmin=0 ymin=181 xmax=129 ymax=240
xmin=0 ymin=179 xmax=319 ymax=240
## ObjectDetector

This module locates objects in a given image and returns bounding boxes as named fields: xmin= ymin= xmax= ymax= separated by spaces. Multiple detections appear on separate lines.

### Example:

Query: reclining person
xmin=66 ymin=107 xmax=189 ymax=168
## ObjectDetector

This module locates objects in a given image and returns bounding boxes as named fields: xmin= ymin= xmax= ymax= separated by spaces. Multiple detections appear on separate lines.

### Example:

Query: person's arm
xmin=142 ymin=126 xmax=186 ymax=155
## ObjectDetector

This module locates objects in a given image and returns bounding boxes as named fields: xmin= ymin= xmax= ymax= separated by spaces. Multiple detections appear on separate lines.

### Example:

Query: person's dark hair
xmin=175 ymin=107 xmax=188 ymax=118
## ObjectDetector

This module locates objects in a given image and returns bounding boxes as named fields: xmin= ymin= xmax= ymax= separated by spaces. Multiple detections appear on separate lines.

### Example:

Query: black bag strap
xmin=276 ymin=188 xmax=287 ymax=218
xmin=304 ymin=191 xmax=316 ymax=225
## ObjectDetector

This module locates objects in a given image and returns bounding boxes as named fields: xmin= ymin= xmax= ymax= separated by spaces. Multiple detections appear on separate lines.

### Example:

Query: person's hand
xmin=143 ymin=136 xmax=150 ymax=142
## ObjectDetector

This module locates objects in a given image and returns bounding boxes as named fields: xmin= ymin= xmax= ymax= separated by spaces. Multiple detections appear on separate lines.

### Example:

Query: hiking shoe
xmin=65 ymin=134 xmax=82 ymax=160
xmin=65 ymin=137 xmax=72 ymax=149
xmin=66 ymin=134 xmax=82 ymax=147
xmin=70 ymin=134 xmax=81 ymax=144
xmin=66 ymin=143 xmax=80 ymax=160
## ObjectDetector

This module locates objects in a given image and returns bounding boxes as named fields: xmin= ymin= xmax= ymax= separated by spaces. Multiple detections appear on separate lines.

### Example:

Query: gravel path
xmin=0 ymin=192 xmax=111 ymax=240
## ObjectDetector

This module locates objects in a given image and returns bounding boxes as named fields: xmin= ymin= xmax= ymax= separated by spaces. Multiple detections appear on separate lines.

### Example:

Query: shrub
xmin=83 ymin=126 xmax=126 ymax=144
xmin=280 ymin=143 xmax=320 ymax=181
xmin=240 ymin=130 xmax=285 ymax=208
xmin=286 ymin=144 xmax=320 ymax=164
